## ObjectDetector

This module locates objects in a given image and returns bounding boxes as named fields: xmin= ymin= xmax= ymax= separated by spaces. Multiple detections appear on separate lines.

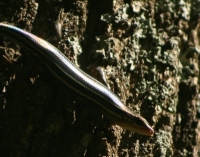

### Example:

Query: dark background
xmin=0 ymin=0 xmax=199 ymax=156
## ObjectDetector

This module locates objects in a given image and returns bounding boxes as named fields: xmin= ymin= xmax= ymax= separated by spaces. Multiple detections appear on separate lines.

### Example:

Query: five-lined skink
xmin=0 ymin=23 xmax=154 ymax=136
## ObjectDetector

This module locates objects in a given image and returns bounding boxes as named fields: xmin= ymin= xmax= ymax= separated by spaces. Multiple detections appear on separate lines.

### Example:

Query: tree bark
xmin=0 ymin=0 xmax=199 ymax=156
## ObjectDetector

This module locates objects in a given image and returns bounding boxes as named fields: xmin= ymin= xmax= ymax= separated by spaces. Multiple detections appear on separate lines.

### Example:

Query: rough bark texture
xmin=0 ymin=0 xmax=199 ymax=156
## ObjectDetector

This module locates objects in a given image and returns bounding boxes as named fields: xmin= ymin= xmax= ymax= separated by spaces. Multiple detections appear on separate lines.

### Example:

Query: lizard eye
xmin=132 ymin=116 xmax=148 ymax=128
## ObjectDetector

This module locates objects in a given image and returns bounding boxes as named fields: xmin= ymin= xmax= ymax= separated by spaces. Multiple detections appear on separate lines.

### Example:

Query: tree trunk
xmin=0 ymin=0 xmax=199 ymax=156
